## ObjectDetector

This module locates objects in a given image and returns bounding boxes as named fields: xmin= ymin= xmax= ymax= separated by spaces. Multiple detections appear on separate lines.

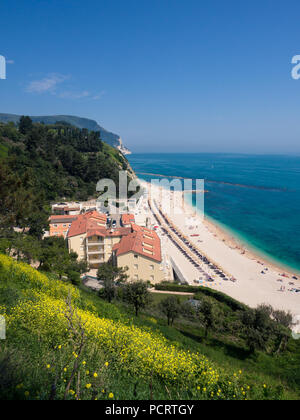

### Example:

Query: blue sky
xmin=1 ymin=0 xmax=300 ymax=153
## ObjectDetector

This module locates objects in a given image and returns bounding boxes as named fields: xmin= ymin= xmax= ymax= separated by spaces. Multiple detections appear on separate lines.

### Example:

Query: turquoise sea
xmin=127 ymin=153 xmax=300 ymax=274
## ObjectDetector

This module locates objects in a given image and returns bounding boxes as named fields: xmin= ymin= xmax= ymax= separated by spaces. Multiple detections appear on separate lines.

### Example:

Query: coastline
xmin=184 ymin=190 xmax=300 ymax=277
xmin=202 ymin=214 xmax=300 ymax=278
xmin=140 ymin=180 xmax=300 ymax=328
xmin=183 ymin=191 xmax=300 ymax=279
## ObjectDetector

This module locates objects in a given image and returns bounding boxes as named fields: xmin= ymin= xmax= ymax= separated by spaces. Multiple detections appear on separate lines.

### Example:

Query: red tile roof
xmin=86 ymin=227 xmax=132 ymax=239
xmin=64 ymin=207 xmax=80 ymax=211
xmin=131 ymin=223 xmax=156 ymax=236
xmin=49 ymin=215 xmax=78 ymax=224
xmin=121 ymin=214 xmax=135 ymax=225
xmin=67 ymin=211 xmax=107 ymax=238
xmin=113 ymin=229 xmax=162 ymax=262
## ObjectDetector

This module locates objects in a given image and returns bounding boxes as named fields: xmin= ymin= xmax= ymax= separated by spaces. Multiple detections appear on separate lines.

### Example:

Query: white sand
xmin=139 ymin=181 xmax=300 ymax=331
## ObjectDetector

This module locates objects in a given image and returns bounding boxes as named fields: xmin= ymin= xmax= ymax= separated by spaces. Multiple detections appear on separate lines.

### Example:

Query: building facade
xmin=67 ymin=211 xmax=164 ymax=282
xmin=49 ymin=215 xmax=78 ymax=238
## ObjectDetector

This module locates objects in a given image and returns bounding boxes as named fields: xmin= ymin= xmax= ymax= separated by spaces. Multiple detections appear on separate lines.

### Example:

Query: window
xmin=134 ymin=264 xmax=138 ymax=270
xmin=143 ymin=242 xmax=153 ymax=248
xmin=134 ymin=255 xmax=138 ymax=259
xmin=134 ymin=275 xmax=138 ymax=280
xmin=150 ymin=275 xmax=154 ymax=281
xmin=150 ymin=265 xmax=154 ymax=270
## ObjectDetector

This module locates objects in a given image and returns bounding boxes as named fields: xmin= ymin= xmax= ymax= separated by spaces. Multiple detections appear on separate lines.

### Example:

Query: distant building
xmin=49 ymin=215 xmax=78 ymax=238
xmin=52 ymin=202 xmax=82 ymax=216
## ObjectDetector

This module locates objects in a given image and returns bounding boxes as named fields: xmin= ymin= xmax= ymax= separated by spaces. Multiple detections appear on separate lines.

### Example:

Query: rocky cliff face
xmin=117 ymin=137 xmax=132 ymax=155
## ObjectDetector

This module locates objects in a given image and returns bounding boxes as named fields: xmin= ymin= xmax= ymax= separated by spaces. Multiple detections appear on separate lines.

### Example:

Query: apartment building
xmin=52 ymin=202 xmax=82 ymax=215
xmin=67 ymin=211 xmax=108 ymax=263
xmin=67 ymin=211 xmax=164 ymax=283
xmin=112 ymin=224 xmax=164 ymax=284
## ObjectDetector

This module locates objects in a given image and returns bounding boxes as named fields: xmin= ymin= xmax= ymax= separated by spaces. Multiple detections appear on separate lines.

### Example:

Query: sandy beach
xmin=138 ymin=181 xmax=300 ymax=332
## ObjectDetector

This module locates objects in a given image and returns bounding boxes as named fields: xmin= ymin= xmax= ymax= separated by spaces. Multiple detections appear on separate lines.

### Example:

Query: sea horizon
xmin=129 ymin=151 xmax=300 ymax=158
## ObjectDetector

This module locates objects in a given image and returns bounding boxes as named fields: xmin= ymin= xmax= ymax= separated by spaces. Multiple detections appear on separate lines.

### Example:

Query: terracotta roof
xmin=121 ymin=214 xmax=135 ymax=225
xmin=67 ymin=211 xmax=107 ymax=238
xmin=113 ymin=229 xmax=162 ymax=262
xmin=64 ymin=207 xmax=80 ymax=211
xmin=86 ymin=227 xmax=132 ymax=239
xmin=131 ymin=224 xmax=155 ymax=236
xmin=49 ymin=215 xmax=78 ymax=224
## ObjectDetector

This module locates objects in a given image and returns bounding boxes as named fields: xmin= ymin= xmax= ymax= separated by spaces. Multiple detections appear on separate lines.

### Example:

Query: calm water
xmin=128 ymin=153 xmax=300 ymax=273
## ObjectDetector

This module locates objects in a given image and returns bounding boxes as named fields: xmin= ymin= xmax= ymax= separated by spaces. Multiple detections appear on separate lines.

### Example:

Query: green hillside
xmin=0 ymin=113 xmax=125 ymax=150
xmin=0 ymin=118 xmax=132 ymax=203
xmin=1 ymin=254 xmax=297 ymax=400
xmin=0 ymin=118 xmax=299 ymax=401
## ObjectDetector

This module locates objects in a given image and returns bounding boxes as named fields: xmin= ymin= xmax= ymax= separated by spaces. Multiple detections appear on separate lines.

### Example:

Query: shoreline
xmin=182 ymin=190 xmax=300 ymax=279
xmin=202 ymin=215 xmax=300 ymax=279
xmin=140 ymin=180 xmax=300 ymax=328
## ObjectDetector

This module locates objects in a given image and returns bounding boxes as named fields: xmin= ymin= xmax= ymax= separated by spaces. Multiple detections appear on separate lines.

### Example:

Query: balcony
xmin=88 ymin=250 xmax=105 ymax=255
xmin=87 ymin=236 xmax=104 ymax=245
xmin=87 ymin=245 xmax=105 ymax=254
xmin=88 ymin=254 xmax=104 ymax=264
xmin=88 ymin=258 xmax=105 ymax=264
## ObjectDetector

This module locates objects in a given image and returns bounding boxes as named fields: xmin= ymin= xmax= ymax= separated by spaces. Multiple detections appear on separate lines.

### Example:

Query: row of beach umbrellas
xmin=149 ymin=198 xmax=233 ymax=283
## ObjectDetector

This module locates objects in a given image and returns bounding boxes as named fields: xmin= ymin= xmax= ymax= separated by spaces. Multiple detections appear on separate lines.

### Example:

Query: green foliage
xmin=122 ymin=281 xmax=152 ymax=316
xmin=0 ymin=117 xmax=131 ymax=276
xmin=0 ymin=256 xmax=299 ymax=400
xmin=0 ymin=233 xmax=86 ymax=281
xmin=0 ymin=162 xmax=49 ymax=237
xmin=196 ymin=298 xmax=217 ymax=338
xmin=158 ymin=296 xmax=182 ymax=326
xmin=0 ymin=141 xmax=8 ymax=158
xmin=97 ymin=263 xmax=128 ymax=303
xmin=0 ymin=113 xmax=124 ymax=148
xmin=19 ymin=116 xmax=33 ymax=135
xmin=67 ymin=271 xmax=81 ymax=286
xmin=0 ymin=118 xmax=131 ymax=204
xmin=155 ymin=282 xmax=248 ymax=311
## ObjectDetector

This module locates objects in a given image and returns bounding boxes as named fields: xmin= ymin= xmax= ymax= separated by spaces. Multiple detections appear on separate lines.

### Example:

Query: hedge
xmin=154 ymin=283 xmax=248 ymax=312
